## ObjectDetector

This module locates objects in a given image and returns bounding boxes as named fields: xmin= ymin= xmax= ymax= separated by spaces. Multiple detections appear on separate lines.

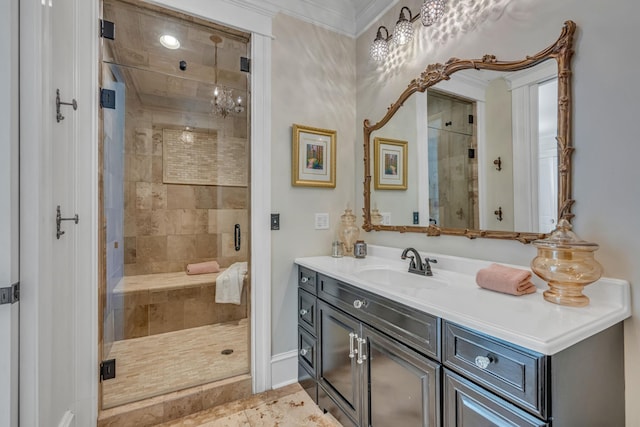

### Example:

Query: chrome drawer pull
xmin=301 ymin=276 xmax=309 ymax=283
xmin=475 ymin=355 xmax=493 ymax=369
xmin=349 ymin=332 xmax=357 ymax=358
xmin=357 ymin=337 xmax=367 ymax=364
xmin=299 ymin=308 xmax=308 ymax=316
xmin=353 ymin=299 xmax=367 ymax=309
xmin=300 ymin=347 xmax=311 ymax=356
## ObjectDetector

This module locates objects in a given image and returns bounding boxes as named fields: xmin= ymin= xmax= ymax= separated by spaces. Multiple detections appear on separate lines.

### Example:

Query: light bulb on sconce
xmin=421 ymin=0 xmax=447 ymax=27
xmin=370 ymin=26 xmax=390 ymax=62
xmin=393 ymin=7 xmax=414 ymax=46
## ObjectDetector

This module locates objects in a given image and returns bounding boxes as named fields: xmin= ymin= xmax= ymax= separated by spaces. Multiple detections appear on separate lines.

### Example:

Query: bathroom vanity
xmin=295 ymin=246 xmax=630 ymax=427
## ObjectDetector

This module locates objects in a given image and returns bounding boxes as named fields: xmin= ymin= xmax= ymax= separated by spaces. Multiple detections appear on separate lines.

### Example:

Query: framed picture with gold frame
xmin=374 ymin=137 xmax=407 ymax=190
xmin=292 ymin=124 xmax=336 ymax=188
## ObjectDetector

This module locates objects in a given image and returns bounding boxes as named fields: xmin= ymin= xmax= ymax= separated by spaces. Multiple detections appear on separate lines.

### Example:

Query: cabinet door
xmin=362 ymin=326 xmax=441 ymax=427
xmin=444 ymin=369 xmax=548 ymax=427
xmin=318 ymin=301 xmax=362 ymax=425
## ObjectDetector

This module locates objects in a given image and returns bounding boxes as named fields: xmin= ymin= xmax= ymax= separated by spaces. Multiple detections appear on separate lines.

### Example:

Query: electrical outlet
xmin=315 ymin=213 xmax=329 ymax=230
xmin=413 ymin=211 xmax=419 ymax=225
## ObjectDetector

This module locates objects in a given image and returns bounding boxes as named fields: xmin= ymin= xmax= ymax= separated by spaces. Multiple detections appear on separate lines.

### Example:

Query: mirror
xmin=363 ymin=21 xmax=576 ymax=243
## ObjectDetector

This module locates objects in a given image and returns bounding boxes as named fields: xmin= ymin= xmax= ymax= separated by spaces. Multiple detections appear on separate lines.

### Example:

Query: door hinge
xmin=100 ymin=359 xmax=116 ymax=381
xmin=0 ymin=282 xmax=19 ymax=305
xmin=100 ymin=89 xmax=116 ymax=109
xmin=240 ymin=57 xmax=250 ymax=73
xmin=100 ymin=19 xmax=115 ymax=40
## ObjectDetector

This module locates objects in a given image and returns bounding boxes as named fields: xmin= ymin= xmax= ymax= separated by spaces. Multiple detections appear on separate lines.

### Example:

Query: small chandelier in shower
xmin=211 ymin=86 xmax=244 ymax=118
xmin=210 ymin=35 xmax=244 ymax=118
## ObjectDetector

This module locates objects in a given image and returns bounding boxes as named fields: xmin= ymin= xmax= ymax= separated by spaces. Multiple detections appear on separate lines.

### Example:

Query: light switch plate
xmin=381 ymin=212 xmax=391 ymax=225
xmin=315 ymin=213 xmax=329 ymax=230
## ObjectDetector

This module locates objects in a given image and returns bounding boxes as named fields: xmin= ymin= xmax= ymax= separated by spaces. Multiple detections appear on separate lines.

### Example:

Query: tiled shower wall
xmin=123 ymin=104 xmax=248 ymax=276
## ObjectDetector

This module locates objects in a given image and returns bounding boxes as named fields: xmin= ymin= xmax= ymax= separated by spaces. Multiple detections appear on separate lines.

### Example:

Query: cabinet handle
xmin=301 ymin=276 xmax=309 ymax=284
xmin=299 ymin=308 xmax=308 ymax=316
xmin=474 ymin=355 xmax=494 ymax=369
xmin=357 ymin=337 xmax=367 ymax=365
xmin=348 ymin=332 xmax=357 ymax=359
xmin=300 ymin=347 xmax=311 ymax=357
xmin=353 ymin=299 xmax=367 ymax=309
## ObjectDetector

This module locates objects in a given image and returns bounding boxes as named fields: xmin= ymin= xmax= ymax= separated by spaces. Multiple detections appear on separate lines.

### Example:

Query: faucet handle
xmin=426 ymin=258 xmax=437 ymax=264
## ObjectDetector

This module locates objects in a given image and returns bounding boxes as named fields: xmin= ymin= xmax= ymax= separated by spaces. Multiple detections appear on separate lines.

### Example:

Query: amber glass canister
xmin=531 ymin=219 xmax=603 ymax=307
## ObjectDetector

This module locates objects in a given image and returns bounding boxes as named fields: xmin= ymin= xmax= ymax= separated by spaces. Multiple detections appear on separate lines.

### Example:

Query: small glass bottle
xmin=331 ymin=240 xmax=343 ymax=258
xmin=338 ymin=208 xmax=360 ymax=257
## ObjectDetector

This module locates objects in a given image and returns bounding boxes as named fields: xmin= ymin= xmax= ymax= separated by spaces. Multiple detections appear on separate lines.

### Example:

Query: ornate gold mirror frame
xmin=363 ymin=21 xmax=576 ymax=243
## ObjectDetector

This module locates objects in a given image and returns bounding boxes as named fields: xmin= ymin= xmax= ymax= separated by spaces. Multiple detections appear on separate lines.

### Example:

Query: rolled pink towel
xmin=186 ymin=260 xmax=220 ymax=275
xmin=475 ymin=263 xmax=537 ymax=296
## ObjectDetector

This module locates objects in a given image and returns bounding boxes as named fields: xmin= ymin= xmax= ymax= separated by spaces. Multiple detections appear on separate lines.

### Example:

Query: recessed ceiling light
xmin=160 ymin=34 xmax=180 ymax=50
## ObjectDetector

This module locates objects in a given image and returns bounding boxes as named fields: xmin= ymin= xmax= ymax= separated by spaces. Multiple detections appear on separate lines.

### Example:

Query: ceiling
xmin=239 ymin=0 xmax=398 ymax=37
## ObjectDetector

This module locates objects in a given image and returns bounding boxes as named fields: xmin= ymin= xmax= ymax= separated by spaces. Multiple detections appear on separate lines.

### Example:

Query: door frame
xmin=20 ymin=0 xmax=272 ymax=424
xmin=0 ymin=2 xmax=20 ymax=425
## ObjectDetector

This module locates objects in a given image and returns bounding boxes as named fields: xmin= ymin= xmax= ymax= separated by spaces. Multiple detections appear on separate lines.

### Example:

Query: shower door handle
xmin=234 ymin=224 xmax=241 ymax=251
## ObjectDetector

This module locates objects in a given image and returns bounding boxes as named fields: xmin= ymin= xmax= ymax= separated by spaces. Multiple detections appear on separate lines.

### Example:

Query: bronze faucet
xmin=401 ymin=248 xmax=437 ymax=276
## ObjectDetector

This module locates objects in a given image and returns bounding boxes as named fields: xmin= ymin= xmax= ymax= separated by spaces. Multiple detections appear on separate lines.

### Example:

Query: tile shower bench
xmin=111 ymin=270 xmax=247 ymax=339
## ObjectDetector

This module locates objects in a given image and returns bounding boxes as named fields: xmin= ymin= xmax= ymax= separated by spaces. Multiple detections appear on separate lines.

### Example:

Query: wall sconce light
xmin=370 ymin=1 xmax=447 ymax=62
xmin=421 ymin=0 xmax=447 ymax=27
xmin=393 ymin=7 xmax=414 ymax=46
xmin=370 ymin=26 xmax=390 ymax=62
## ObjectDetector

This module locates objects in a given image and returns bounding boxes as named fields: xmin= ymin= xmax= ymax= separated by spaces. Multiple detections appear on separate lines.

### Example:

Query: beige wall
xmin=270 ymin=13 xmax=356 ymax=354
xmin=355 ymin=0 xmax=640 ymax=424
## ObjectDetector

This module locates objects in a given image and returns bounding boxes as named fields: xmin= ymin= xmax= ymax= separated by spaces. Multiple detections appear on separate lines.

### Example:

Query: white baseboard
xmin=271 ymin=350 xmax=298 ymax=389
xmin=58 ymin=410 xmax=74 ymax=427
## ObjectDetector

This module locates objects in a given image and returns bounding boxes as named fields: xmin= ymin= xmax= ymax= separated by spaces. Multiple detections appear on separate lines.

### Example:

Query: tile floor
xmin=103 ymin=319 xmax=249 ymax=408
xmin=155 ymin=383 xmax=342 ymax=427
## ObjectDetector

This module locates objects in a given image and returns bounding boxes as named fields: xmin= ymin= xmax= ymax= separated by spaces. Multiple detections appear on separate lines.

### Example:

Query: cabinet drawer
xmin=319 ymin=274 xmax=439 ymax=360
xmin=298 ymin=289 xmax=317 ymax=335
xmin=444 ymin=369 xmax=548 ymax=427
xmin=443 ymin=321 xmax=547 ymax=418
xmin=298 ymin=326 xmax=317 ymax=376
xmin=298 ymin=267 xmax=317 ymax=295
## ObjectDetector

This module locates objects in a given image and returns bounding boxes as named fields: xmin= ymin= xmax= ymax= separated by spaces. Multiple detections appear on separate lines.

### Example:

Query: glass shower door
xmin=100 ymin=0 xmax=251 ymax=409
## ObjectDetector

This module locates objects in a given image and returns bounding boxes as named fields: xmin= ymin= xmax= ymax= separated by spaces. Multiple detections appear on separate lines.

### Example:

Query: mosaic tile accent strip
xmin=162 ymin=129 xmax=247 ymax=187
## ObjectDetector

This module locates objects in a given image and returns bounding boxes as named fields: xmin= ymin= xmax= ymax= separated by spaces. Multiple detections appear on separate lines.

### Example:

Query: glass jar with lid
xmin=531 ymin=219 xmax=603 ymax=307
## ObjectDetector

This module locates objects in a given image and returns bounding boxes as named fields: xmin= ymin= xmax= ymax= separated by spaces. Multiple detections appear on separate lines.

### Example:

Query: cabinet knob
xmin=299 ymin=308 xmax=308 ymax=316
xmin=300 ymin=347 xmax=311 ymax=356
xmin=353 ymin=299 xmax=367 ymax=309
xmin=474 ymin=355 xmax=493 ymax=370
xmin=301 ymin=276 xmax=309 ymax=283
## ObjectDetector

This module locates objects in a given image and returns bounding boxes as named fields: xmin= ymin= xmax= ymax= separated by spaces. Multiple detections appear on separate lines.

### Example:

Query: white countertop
xmin=295 ymin=245 xmax=631 ymax=355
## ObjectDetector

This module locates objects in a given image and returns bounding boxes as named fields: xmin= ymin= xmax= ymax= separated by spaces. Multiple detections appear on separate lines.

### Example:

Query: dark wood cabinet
xmin=297 ymin=266 xmax=625 ymax=427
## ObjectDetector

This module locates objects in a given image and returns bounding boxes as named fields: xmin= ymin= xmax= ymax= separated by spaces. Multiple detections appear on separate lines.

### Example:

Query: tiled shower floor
xmin=102 ymin=319 xmax=249 ymax=408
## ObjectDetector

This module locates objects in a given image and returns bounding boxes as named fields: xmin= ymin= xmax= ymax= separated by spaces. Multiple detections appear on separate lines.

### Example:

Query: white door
xmin=0 ymin=0 xmax=20 ymax=425
xmin=19 ymin=0 xmax=98 ymax=425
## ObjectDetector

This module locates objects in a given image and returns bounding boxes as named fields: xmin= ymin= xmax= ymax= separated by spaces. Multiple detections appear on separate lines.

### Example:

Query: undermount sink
xmin=353 ymin=267 xmax=447 ymax=290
